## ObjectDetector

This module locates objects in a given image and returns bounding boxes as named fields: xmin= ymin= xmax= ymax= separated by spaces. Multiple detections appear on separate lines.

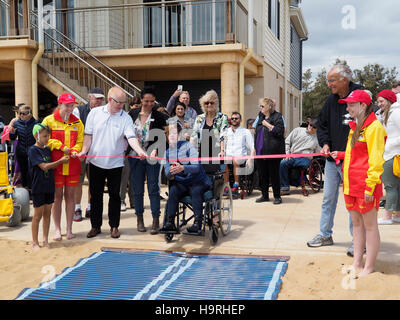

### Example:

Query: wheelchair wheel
xmin=209 ymin=225 xmax=219 ymax=245
xmin=13 ymin=187 xmax=30 ymax=221
xmin=165 ymin=233 xmax=174 ymax=243
xmin=243 ymin=172 xmax=256 ymax=196
xmin=217 ymin=182 xmax=233 ymax=236
xmin=307 ymin=159 xmax=323 ymax=193
xmin=6 ymin=205 xmax=21 ymax=227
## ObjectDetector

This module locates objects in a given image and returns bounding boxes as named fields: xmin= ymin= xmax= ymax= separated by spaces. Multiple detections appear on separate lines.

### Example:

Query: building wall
xmin=289 ymin=21 xmax=301 ymax=90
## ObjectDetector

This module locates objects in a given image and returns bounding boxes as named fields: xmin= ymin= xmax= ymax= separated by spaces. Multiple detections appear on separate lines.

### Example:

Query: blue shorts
xmin=32 ymin=193 xmax=55 ymax=208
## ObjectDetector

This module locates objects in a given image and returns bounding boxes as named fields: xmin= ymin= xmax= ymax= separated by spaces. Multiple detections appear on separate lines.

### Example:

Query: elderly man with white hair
xmin=307 ymin=64 xmax=362 ymax=257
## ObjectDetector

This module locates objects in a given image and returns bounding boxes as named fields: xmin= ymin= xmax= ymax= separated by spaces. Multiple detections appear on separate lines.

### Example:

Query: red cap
xmin=338 ymin=90 xmax=371 ymax=105
xmin=58 ymin=93 xmax=78 ymax=105
xmin=377 ymin=89 xmax=397 ymax=103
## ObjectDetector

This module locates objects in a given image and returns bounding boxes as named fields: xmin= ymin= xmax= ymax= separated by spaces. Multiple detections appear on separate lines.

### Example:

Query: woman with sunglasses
xmin=9 ymin=104 xmax=39 ymax=190
xmin=189 ymin=90 xmax=228 ymax=232
xmin=254 ymin=97 xmax=285 ymax=204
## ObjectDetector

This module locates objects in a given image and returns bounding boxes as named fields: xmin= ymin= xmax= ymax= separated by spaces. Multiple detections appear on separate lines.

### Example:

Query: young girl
xmin=28 ymin=124 xmax=69 ymax=251
xmin=331 ymin=90 xmax=386 ymax=277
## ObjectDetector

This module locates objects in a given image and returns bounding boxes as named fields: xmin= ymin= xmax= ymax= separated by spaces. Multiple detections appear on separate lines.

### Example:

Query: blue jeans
xmin=319 ymin=160 xmax=353 ymax=238
xmin=280 ymin=157 xmax=311 ymax=188
xmin=128 ymin=158 xmax=161 ymax=218
xmin=167 ymin=180 xmax=211 ymax=219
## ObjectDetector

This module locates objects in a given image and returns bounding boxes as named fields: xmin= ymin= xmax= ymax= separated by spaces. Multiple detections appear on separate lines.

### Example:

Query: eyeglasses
xmin=111 ymin=97 xmax=126 ymax=105
xmin=231 ymin=117 xmax=240 ymax=121
xmin=19 ymin=111 xmax=30 ymax=116
xmin=204 ymin=101 xmax=215 ymax=105
xmin=327 ymin=78 xmax=340 ymax=84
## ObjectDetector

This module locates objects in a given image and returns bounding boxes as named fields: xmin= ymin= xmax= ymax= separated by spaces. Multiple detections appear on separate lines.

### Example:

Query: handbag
xmin=393 ymin=154 xmax=400 ymax=178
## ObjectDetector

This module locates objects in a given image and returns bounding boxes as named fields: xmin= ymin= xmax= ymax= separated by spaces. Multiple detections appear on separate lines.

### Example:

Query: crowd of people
xmin=1 ymin=63 xmax=399 ymax=278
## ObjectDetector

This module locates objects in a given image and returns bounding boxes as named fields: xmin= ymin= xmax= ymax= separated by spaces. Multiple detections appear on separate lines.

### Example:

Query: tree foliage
xmin=302 ymin=59 xmax=398 ymax=120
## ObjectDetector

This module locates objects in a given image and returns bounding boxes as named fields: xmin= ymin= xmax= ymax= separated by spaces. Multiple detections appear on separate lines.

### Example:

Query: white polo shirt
xmin=225 ymin=126 xmax=254 ymax=157
xmin=85 ymin=104 xmax=136 ymax=169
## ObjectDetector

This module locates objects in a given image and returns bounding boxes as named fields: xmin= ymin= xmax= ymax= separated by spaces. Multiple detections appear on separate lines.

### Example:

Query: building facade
xmin=0 ymin=0 xmax=308 ymax=132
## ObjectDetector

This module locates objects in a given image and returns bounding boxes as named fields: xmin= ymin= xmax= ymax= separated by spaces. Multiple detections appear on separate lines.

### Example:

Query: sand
xmin=1 ymin=185 xmax=400 ymax=300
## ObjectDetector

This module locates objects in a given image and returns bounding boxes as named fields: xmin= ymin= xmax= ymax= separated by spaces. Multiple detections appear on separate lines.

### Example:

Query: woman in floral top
xmin=190 ymin=90 xmax=229 ymax=174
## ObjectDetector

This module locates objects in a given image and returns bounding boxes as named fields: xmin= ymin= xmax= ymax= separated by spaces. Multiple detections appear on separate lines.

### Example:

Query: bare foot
xmin=42 ymin=242 xmax=51 ymax=249
xmin=32 ymin=243 xmax=41 ymax=252
xmin=358 ymin=268 xmax=374 ymax=277
xmin=66 ymin=233 xmax=76 ymax=240
xmin=53 ymin=231 xmax=62 ymax=241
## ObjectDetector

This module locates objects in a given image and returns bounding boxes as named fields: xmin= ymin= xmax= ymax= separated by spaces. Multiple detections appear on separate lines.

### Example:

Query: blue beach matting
xmin=15 ymin=248 xmax=290 ymax=300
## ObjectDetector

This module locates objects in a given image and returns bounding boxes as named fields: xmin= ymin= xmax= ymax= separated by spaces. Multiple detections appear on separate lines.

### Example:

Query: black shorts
xmin=32 ymin=193 xmax=55 ymax=208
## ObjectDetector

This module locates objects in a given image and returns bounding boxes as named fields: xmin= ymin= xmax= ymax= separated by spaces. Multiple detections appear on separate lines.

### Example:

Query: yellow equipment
xmin=0 ymin=145 xmax=30 ymax=226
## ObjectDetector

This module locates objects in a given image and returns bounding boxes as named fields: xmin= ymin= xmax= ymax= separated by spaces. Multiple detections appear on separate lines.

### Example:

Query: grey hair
xmin=330 ymin=64 xmax=352 ymax=81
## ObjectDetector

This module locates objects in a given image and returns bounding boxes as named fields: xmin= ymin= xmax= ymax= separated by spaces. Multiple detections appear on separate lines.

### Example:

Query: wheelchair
xmin=226 ymin=162 xmax=256 ymax=199
xmin=160 ymin=170 xmax=233 ymax=245
xmin=287 ymin=157 xmax=324 ymax=196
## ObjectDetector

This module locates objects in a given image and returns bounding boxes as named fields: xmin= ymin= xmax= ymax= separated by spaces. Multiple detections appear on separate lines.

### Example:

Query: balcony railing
xmin=36 ymin=0 xmax=257 ymax=52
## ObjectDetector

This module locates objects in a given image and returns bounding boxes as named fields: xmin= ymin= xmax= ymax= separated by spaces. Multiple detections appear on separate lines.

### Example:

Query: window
xmin=268 ymin=0 xmax=280 ymax=40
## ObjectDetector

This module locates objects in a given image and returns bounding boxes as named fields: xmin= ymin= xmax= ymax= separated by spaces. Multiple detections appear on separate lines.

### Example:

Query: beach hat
xmin=338 ymin=90 xmax=371 ymax=106
xmin=89 ymin=87 xmax=105 ymax=98
xmin=58 ymin=93 xmax=78 ymax=105
xmin=377 ymin=89 xmax=397 ymax=103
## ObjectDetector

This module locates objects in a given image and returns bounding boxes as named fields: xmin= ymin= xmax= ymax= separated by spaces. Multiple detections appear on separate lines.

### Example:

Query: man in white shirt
xmin=280 ymin=119 xmax=320 ymax=195
xmin=78 ymin=87 xmax=146 ymax=239
xmin=224 ymin=112 xmax=256 ymax=195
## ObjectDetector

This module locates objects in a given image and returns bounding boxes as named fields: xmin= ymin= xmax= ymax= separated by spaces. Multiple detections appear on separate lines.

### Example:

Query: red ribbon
xmin=81 ymin=152 xmax=325 ymax=162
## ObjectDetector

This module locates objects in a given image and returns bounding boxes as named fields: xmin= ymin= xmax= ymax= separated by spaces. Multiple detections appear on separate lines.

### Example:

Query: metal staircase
xmin=1 ymin=0 xmax=141 ymax=104
xmin=30 ymin=10 xmax=141 ymax=104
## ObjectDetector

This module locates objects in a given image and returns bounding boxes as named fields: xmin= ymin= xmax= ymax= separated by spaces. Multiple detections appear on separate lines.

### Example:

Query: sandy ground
xmin=1 ymin=184 xmax=400 ymax=300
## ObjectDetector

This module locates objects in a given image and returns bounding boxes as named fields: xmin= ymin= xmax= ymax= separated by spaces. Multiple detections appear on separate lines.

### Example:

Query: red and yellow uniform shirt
xmin=337 ymin=112 xmax=386 ymax=201
xmin=42 ymin=109 xmax=84 ymax=176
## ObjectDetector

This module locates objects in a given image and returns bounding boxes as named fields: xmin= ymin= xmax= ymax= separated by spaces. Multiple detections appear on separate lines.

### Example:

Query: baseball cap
xmin=89 ymin=87 xmax=105 ymax=98
xmin=58 ymin=93 xmax=78 ymax=105
xmin=377 ymin=89 xmax=397 ymax=103
xmin=338 ymin=90 xmax=371 ymax=106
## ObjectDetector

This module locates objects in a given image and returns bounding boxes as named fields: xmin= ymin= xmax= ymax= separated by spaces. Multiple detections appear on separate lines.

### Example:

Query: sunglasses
xmin=204 ymin=101 xmax=215 ymax=105
xmin=259 ymin=105 xmax=265 ymax=108
xmin=231 ymin=117 xmax=240 ymax=120
xmin=19 ymin=111 xmax=30 ymax=116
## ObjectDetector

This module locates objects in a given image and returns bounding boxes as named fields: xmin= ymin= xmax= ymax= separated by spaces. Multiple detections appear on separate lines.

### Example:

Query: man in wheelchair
xmin=280 ymin=119 xmax=320 ymax=195
xmin=160 ymin=123 xmax=212 ymax=234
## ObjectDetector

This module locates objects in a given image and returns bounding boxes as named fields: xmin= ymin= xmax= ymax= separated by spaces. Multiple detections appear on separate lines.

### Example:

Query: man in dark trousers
xmin=73 ymin=87 xmax=105 ymax=221
xmin=307 ymin=64 xmax=361 ymax=257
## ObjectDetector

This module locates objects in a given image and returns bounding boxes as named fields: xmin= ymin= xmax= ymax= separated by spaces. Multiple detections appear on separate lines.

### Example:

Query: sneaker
xmin=346 ymin=243 xmax=366 ymax=257
xmin=223 ymin=186 xmax=229 ymax=196
xmin=346 ymin=243 xmax=354 ymax=257
xmin=85 ymin=208 xmax=91 ymax=218
xmin=307 ymin=234 xmax=334 ymax=247
xmin=280 ymin=188 xmax=290 ymax=196
xmin=73 ymin=209 xmax=82 ymax=222
xmin=121 ymin=202 xmax=127 ymax=212
xmin=378 ymin=218 xmax=393 ymax=225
